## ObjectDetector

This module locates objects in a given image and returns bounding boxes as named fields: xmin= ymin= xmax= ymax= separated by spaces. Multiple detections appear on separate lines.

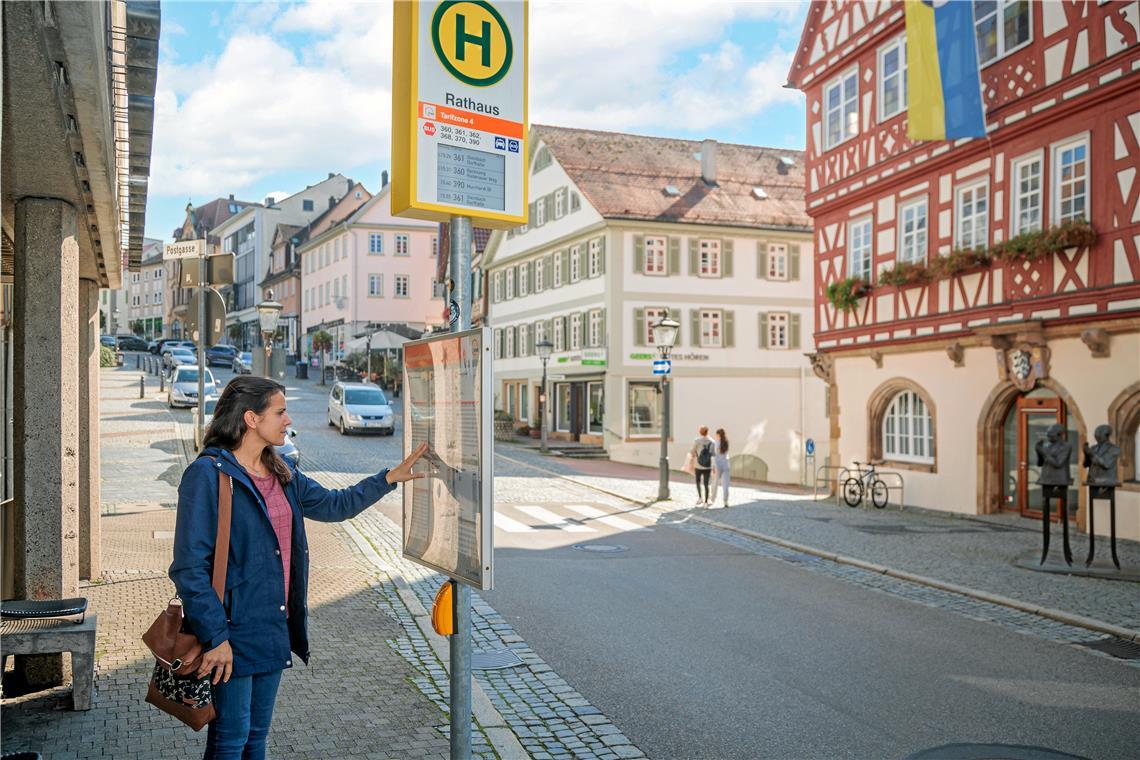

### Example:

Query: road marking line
xmin=494 ymin=512 xmax=538 ymax=533
xmin=561 ymin=504 xmax=651 ymax=532
xmin=516 ymin=505 xmax=595 ymax=533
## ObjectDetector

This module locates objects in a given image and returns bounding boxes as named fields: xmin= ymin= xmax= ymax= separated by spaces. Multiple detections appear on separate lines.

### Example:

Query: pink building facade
xmin=299 ymin=185 xmax=444 ymax=360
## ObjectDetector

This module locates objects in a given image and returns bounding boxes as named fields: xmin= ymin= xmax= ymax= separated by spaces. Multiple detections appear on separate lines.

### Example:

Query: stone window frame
xmin=867 ymin=377 xmax=938 ymax=474
xmin=1109 ymin=381 xmax=1140 ymax=490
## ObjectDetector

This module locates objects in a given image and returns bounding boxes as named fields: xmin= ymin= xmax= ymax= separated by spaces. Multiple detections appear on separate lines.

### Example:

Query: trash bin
xmin=295 ymin=362 xmax=309 ymax=379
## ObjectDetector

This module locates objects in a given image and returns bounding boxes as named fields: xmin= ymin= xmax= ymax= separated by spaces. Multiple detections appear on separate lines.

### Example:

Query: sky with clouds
xmin=146 ymin=0 xmax=809 ymax=241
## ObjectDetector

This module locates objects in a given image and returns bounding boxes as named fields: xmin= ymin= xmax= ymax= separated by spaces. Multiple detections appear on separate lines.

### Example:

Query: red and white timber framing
xmin=788 ymin=0 xmax=1140 ymax=352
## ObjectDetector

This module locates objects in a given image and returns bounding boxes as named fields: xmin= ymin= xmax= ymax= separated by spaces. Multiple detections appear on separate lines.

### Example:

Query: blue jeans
xmin=204 ymin=669 xmax=283 ymax=760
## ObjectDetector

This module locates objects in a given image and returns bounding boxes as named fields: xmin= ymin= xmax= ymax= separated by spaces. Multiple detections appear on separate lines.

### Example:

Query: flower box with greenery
xmin=989 ymin=220 xmax=1096 ymax=264
xmin=927 ymin=247 xmax=992 ymax=279
xmin=515 ymin=424 xmax=530 ymax=436
xmin=825 ymin=277 xmax=872 ymax=312
xmin=877 ymin=261 xmax=932 ymax=288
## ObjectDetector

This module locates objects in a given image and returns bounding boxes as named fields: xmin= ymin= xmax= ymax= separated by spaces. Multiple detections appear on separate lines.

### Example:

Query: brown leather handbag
xmin=143 ymin=468 xmax=232 ymax=731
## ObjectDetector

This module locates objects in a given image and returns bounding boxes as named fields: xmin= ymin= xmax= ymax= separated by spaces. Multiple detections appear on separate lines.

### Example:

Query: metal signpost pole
xmin=196 ymin=248 xmax=207 ymax=448
xmin=448 ymin=214 xmax=472 ymax=760
xmin=658 ymin=375 xmax=670 ymax=501
xmin=540 ymin=357 xmax=548 ymax=454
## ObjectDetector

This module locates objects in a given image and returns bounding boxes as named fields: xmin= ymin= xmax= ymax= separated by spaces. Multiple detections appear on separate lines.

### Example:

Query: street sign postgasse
xmin=391 ymin=1 xmax=528 ymax=229
xmin=163 ymin=239 xmax=205 ymax=260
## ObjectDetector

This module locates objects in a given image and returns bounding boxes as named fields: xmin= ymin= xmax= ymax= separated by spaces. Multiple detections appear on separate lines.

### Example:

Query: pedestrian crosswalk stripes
xmin=493 ymin=502 xmax=657 ymax=536
xmin=561 ymin=504 xmax=649 ymax=533
xmin=516 ymin=505 xmax=596 ymax=533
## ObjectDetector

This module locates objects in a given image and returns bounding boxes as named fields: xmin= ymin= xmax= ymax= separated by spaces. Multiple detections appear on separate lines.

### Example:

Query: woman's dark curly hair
xmin=202 ymin=375 xmax=292 ymax=485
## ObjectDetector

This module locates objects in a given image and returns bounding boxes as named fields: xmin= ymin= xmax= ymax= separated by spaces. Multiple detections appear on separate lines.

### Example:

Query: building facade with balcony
xmin=211 ymin=173 xmax=357 ymax=349
xmin=166 ymin=195 xmax=258 ymax=340
xmin=127 ymin=238 xmax=165 ymax=339
xmin=299 ymin=183 xmax=442 ymax=361
xmin=788 ymin=0 xmax=1140 ymax=538
xmin=484 ymin=126 xmax=827 ymax=486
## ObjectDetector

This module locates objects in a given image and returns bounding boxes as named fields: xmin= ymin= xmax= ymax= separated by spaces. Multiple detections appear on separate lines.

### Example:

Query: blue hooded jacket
xmin=169 ymin=446 xmax=395 ymax=677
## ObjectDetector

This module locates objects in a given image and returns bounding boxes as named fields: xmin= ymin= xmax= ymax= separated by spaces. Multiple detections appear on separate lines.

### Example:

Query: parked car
xmin=168 ymin=366 xmax=216 ymax=409
xmin=192 ymin=395 xmax=299 ymax=465
xmin=232 ymin=352 xmax=253 ymax=374
xmin=116 ymin=335 xmax=149 ymax=351
xmin=327 ymin=382 xmax=394 ymax=435
xmin=150 ymin=337 xmax=178 ymax=355
xmin=165 ymin=348 xmax=197 ymax=371
xmin=205 ymin=344 xmax=239 ymax=367
xmin=161 ymin=341 xmax=195 ymax=365
xmin=100 ymin=334 xmax=116 ymax=347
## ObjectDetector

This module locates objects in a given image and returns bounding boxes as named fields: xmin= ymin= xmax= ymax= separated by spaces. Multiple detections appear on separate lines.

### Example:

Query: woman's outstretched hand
xmin=386 ymin=442 xmax=430 ymax=484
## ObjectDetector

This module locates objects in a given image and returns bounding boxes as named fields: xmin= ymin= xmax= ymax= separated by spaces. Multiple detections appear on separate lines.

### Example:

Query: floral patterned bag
xmin=142 ymin=468 xmax=232 ymax=731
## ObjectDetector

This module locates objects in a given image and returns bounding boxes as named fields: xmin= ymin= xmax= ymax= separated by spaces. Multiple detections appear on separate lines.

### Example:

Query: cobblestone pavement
xmin=1 ymin=365 xmax=458 ymax=759
xmin=495 ymin=443 xmax=1140 ymax=634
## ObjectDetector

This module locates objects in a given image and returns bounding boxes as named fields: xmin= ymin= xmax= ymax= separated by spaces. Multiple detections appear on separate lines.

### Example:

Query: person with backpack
xmin=691 ymin=425 xmax=715 ymax=506
xmin=712 ymin=428 xmax=730 ymax=507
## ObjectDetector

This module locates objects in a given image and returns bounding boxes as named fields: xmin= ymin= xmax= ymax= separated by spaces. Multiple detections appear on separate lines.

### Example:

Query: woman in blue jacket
xmin=170 ymin=375 xmax=426 ymax=759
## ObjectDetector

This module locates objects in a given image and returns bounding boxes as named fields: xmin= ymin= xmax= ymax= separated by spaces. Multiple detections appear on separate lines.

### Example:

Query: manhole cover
xmin=471 ymin=649 xmax=525 ymax=670
xmin=572 ymin=544 xmax=629 ymax=554
xmin=1077 ymin=636 xmax=1140 ymax=660
xmin=904 ymin=743 xmax=1090 ymax=760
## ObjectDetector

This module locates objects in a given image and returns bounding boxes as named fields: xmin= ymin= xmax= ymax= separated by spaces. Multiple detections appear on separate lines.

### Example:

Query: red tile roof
xmin=533 ymin=125 xmax=809 ymax=230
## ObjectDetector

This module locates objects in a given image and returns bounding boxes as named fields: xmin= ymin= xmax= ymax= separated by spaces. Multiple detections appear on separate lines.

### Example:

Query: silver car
xmin=168 ymin=366 xmax=217 ymax=409
xmin=327 ymin=382 xmax=394 ymax=435
xmin=166 ymin=347 xmax=197 ymax=371
xmin=232 ymin=351 xmax=253 ymax=374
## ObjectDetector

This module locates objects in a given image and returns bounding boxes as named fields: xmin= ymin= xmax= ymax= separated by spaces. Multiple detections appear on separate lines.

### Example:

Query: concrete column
xmin=13 ymin=198 xmax=81 ymax=687
xmin=78 ymin=278 xmax=101 ymax=580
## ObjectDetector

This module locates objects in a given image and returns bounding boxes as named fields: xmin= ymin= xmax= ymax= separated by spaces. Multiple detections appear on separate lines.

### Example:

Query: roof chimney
xmin=328 ymin=195 xmax=336 ymax=209
xmin=346 ymin=178 xmax=353 ymax=194
xmin=228 ymin=194 xmax=235 ymax=201
xmin=382 ymin=170 xmax=389 ymax=188
xmin=700 ymin=139 xmax=717 ymax=186
xmin=265 ymin=196 xmax=274 ymax=207
xmin=328 ymin=172 xmax=335 ymax=179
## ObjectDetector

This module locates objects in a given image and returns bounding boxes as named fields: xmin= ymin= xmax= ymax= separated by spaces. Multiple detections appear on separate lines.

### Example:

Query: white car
xmin=167 ymin=366 xmax=217 ymax=409
xmin=165 ymin=347 xmax=197 ymax=370
xmin=327 ymin=382 xmax=395 ymax=435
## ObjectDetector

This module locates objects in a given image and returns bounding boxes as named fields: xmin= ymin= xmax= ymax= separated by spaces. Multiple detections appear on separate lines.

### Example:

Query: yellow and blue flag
xmin=906 ymin=0 xmax=986 ymax=141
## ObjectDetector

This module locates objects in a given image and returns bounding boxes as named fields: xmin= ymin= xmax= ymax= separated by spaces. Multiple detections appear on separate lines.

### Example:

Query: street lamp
xmin=536 ymin=339 xmax=553 ymax=454
xmin=651 ymin=311 xmax=680 ymax=501
xmin=256 ymin=289 xmax=283 ymax=378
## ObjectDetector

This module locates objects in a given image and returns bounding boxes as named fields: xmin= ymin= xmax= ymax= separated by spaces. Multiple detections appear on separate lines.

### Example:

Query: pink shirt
xmin=250 ymin=472 xmax=293 ymax=611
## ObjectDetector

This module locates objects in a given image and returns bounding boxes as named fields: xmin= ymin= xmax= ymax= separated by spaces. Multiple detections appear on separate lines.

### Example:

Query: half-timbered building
xmin=789 ymin=0 xmax=1140 ymax=539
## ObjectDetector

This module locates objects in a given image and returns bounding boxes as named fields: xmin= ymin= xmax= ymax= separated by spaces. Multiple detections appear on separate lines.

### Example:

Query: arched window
xmin=883 ymin=391 xmax=934 ymax=463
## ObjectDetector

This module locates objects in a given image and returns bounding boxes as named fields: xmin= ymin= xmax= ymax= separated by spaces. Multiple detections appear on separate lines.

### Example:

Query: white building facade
xmin=126 ymin=239 xmax=165 ymax=339
xmin=484 ymin=127 xmax=828 ymax=486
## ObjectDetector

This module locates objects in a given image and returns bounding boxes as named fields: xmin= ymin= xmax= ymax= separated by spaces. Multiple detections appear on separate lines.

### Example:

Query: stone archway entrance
xmin=978 ymin=379 xmax=1086 ymax=526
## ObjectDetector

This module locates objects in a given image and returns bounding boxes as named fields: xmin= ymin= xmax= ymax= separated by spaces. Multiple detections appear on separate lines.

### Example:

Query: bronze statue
xmin=1083 ymin=424 xmax=1121 ymax=487
xmin=1035 ymin=423 xmax=1072 ymax=565
xmin=1083 ymin=424 xmax=1123 ymax=569
xmin=1035 ymin=423 xmax=1072 ymax=486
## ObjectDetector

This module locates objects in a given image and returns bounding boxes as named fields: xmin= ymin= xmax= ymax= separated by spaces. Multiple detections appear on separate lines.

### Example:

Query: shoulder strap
xmin=210 ymin=467 xmax=233 ymax=603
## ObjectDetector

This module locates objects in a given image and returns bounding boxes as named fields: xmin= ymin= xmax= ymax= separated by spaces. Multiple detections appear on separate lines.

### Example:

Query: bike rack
xmin=813 ymin=464 xmax=852 ymax=507
xmin=876 ymin=470 xmax=905 ymax=510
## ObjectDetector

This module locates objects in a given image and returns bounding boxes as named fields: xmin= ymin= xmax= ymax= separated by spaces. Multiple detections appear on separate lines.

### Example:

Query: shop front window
xmin=588 ymin=382 xmax=604 ymax=435
xmin=627 ymin=381 xmax=660 ymax=437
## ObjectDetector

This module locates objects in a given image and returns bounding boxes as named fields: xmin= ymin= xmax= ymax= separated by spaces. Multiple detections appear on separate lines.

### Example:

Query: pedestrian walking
xmin=711 ymin=428 xmax=730 ymax=507
xmin=691 ymin=425 xmax=715 ymax=506
xmin=169 ymin=375 xmax=427 ymax=759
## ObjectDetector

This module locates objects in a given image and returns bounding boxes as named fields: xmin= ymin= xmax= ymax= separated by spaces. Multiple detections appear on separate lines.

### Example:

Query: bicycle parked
xmin=843 ymin=460 xmax=890 ymax=509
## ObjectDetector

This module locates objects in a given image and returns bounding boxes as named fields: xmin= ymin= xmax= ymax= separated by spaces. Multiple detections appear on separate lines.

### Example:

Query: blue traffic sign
xmin=652 ymin=359 xmax=671 ymax=375
xmin=805 ymin=438 xmax=815 ymax=456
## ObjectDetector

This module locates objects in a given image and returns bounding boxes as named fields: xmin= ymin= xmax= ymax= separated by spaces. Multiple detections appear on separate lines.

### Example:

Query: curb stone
xmin=495 ymin=451 xmax=1140 ymax=645
xmin=343 ymin=520 xmax=530 ymax=760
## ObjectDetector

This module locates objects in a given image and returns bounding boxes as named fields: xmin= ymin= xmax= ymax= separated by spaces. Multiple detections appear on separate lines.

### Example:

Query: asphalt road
xmin=171 ymin=365 xmax=1140 ymax=759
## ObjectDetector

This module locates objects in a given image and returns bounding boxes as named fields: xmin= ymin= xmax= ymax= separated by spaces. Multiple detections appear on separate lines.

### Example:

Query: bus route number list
xmin=436 ymin=145 xmax=506 ymax=212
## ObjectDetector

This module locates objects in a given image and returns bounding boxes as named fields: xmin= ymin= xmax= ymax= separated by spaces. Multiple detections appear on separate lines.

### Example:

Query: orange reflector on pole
xmin=431 ymin=581 xmax=454 ymax=636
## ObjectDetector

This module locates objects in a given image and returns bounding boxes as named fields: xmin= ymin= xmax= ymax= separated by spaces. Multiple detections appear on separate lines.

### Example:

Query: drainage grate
xmin=152 ymin=531 xmax=175 ymax=540
xmin=571 ymin=544 xmax=628 ymax=554
xmin=471 ymin=649 xmax=525 ymax=670
xmin=1076 ymin=636 xmax=1140 ymax=660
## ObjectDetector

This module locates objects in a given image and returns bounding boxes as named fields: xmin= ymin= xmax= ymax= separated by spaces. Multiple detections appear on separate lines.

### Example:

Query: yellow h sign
xmin=431 ymin=1 xmax=512 ymax=87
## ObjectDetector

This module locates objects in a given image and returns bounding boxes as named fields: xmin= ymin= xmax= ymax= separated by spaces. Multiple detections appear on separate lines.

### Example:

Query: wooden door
xmin=1015 ymin=396 xmax=1066 ymax=520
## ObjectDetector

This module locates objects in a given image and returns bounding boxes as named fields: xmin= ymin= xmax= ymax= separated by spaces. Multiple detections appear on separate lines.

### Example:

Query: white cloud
xmin=149 ymin=0 xmax=805 ymax=198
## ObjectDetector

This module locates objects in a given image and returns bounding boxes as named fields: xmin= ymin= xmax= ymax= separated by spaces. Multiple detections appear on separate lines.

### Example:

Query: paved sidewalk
xmin=0 ymin=366 xmax=461 ymax=759
xmin=497 ymin=442 xmax=1140 ymax=634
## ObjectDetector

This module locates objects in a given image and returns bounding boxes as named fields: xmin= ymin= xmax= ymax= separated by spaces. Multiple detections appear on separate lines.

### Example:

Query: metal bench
xmin=1 ymin=599 xmax=96 ymax=710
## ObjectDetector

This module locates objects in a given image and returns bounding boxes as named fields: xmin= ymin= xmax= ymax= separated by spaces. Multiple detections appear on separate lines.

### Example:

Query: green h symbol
xmin=454 ymin=13 xmax=492 ymax=67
